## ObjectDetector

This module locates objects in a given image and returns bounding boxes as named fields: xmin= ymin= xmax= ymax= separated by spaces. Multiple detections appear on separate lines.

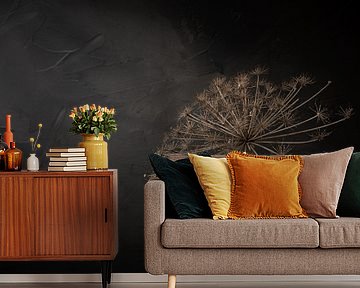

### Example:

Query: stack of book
xmin=46 ymin=147 xmax=87 ymax=171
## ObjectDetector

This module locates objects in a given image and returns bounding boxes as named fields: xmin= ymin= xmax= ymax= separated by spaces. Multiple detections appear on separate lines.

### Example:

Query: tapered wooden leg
xmin=107 ymin=261 xmax=112 ymax=284
xmin=167 ymin=274 xmax=176 ymax=288
xmin=101 ymin=261 xmax=108 ymax=288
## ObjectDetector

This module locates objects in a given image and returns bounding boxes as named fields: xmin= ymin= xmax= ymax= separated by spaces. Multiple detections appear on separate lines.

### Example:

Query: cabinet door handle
xmin=104 ymin=208 xmax=108 ymax=223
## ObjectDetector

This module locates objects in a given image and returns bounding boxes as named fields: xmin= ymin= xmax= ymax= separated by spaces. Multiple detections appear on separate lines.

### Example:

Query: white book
xmin=46 ymin=152 xmax=86 ymax=157
xmin=48 ymin=147 xmax=85 ymax=153
xmin=49 ymin=161 xmax=87 ymax=167
xmin=49 ymin=157 xmax=87 ymax=162
xmin=48 ymin=166 xmax=87 ymax=172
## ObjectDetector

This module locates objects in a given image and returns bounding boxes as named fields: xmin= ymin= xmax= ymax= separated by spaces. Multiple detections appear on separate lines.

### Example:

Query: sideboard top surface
xmin=0 ymin=169 xmax=117 ymax=177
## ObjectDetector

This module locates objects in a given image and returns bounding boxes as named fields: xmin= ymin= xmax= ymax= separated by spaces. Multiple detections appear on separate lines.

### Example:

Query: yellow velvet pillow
xmin=226 ymin=151 xmax=307 ymax=219
xmin=188 ymin=153 xmax=231 ymax=219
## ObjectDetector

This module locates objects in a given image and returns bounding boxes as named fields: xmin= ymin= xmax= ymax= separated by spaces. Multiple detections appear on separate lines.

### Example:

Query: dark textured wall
xmin=0 ymin=0 xmax=359 ymax=273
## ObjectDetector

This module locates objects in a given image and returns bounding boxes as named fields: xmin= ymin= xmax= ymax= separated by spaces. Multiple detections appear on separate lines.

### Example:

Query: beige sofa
xmin=144 ymin=179 xmax=360 ymax=288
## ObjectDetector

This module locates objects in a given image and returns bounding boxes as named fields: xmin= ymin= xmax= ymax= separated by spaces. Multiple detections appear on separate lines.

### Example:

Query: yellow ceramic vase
xmin=78 ymin=134 xmax=108 ymax=170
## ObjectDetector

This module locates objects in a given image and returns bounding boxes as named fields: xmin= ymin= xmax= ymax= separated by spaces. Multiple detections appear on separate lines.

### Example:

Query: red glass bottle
xmin=3 ymin=114 xmax=14 ymax=147
xmin=5 ymin=141 xmax=22 ymax=171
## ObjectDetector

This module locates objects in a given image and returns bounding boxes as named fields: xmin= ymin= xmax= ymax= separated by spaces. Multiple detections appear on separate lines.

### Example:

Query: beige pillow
xmin=188 ymin=153 xmax=231 ymax=219
xmin=299 ymin=147 xmax=354 ymax=218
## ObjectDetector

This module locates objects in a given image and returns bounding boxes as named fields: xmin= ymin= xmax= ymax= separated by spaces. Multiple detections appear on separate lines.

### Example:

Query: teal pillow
xmin=337 ymin=152 xmax=360 ymax=217
xmin=148 ymin=153 xmax=212 ymax=219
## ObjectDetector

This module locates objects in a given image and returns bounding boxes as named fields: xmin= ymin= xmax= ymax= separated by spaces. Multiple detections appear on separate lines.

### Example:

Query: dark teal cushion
xmin=148 ymin=153 xmax=212 ymax=219
xmin=337 ymin=152 xmax=360 ymax=217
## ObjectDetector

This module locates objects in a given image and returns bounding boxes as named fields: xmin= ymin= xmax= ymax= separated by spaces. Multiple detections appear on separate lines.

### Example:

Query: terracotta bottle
xmin=5 ymin=141 xmax=22 ymax=171
xmin=3 ymin=114 xmax=13 ymax=147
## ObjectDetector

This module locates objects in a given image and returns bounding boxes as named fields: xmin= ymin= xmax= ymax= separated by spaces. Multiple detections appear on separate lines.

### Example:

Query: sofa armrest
xmin=144 ymin=179 xmax=165 ymax=275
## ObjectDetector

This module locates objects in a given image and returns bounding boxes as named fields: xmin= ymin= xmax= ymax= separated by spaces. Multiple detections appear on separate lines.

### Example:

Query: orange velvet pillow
xmin=227 ymin=151 xmax=307 ymax=219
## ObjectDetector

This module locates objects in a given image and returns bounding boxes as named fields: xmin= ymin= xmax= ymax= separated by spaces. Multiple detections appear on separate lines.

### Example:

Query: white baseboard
xmin=0 ymin=273 xmax=360 ymax=283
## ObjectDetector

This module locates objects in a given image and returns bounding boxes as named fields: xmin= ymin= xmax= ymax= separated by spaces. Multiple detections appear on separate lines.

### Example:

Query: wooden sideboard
xmin=0 ymin=169 xmax=118 ymax=288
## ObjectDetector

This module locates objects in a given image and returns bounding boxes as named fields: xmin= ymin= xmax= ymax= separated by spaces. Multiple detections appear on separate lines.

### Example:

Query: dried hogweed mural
xmin=159 ymin=67 xmax=353 ymax=155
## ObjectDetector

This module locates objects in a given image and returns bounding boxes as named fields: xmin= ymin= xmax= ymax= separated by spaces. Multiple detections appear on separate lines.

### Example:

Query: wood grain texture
xmin=0 ymin=170 xmax=118 ymax=261
xmin=34 ymin=176 xmax=112 ymax=256
xmin=0 ymin=176 xmax=34 ymax=257
xmin=112 ymin=171 xmax=119 ymax=256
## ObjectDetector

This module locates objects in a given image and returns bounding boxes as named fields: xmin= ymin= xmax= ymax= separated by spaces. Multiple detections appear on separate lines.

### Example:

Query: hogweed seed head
xmin=158 ymin=67 xmax=353 ymax=155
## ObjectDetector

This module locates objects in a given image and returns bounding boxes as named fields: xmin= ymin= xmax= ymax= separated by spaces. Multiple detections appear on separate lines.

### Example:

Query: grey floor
xmin=1 ymin=283 xmax=360 ymax=288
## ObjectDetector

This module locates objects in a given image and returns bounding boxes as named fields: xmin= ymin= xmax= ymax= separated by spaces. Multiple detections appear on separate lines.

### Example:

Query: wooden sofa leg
xmin=167 ymin=274 xmax=176 ymax=288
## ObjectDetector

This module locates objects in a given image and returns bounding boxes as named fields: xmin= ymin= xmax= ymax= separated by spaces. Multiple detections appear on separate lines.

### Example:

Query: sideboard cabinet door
xmin=0 ymin=176 xmax=34 ymax=257
xmin=34 ymin=176 xmax=114 ymax=256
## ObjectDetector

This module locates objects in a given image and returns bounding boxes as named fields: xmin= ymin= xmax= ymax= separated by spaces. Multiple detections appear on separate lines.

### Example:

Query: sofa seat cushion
xmin=316 ymin=217 xmax=360 ymax=248
xmin=161 ymin=218 xmax=319 ymax=248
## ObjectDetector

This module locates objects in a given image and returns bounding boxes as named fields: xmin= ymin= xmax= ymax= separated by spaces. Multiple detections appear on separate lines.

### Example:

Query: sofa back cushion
xmin=188 ymin=153 xmax=231 ymax=219
xmin=299 ymin=147 xmax=353 ymax=218
xmin=226 ymin=151 xmax=307 ymax=219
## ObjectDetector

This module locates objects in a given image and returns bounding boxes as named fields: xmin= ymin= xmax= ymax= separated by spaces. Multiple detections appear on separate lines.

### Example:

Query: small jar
xmin=5 ymin=141 xmax=22 ymax=171
xmin=27 ymin=153 xmax=39 ymax=171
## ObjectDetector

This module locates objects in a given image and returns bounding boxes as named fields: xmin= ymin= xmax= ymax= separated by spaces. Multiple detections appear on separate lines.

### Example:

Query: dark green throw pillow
xmin=337 ymin=152 xmax=360 ymax=217
xmin=148 ymin=153 xmax=212 ymax=219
